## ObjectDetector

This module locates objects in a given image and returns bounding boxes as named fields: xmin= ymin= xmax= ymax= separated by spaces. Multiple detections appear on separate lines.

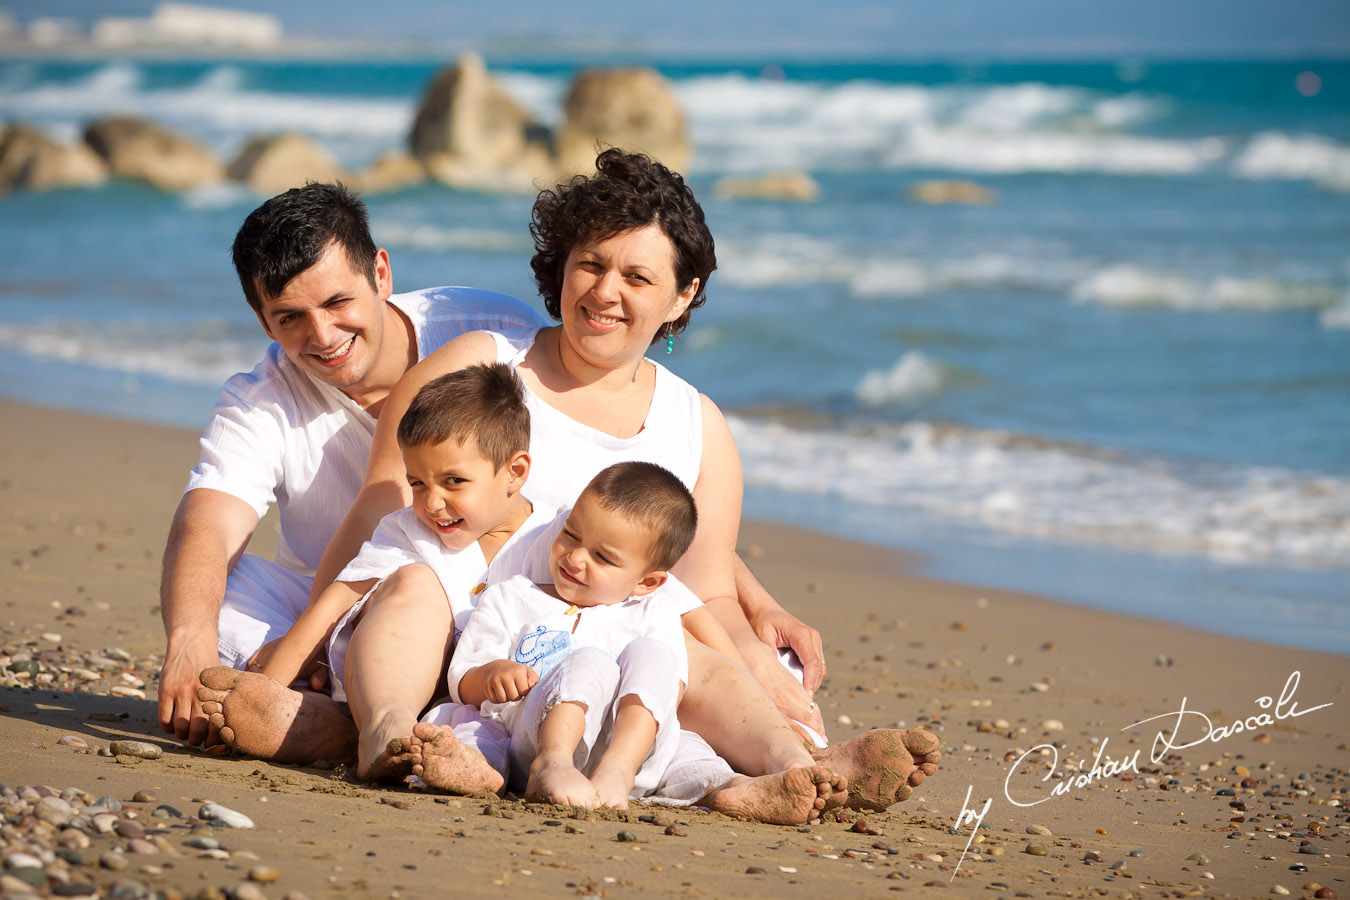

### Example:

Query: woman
xmin=207 ymin=151 xmax=937 ymax=811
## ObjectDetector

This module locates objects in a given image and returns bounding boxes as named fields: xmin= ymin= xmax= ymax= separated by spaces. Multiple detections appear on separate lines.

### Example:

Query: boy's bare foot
xmin=525 ymin=753 xmax=599 ymax=808
xmin=407 ymin=722 xmax=504 ymax=795
xmin=813 ymin=728 xmax=941 ymax=811
xmin=588 ymin=763 xmax=634 ymax=809
xmin=703 ymin=765 xmax=847 ymax=825
xmin=357 ymin=711 xmax=419 ymax=782
xmin=197 ymin=667 xmax=356 ymax=765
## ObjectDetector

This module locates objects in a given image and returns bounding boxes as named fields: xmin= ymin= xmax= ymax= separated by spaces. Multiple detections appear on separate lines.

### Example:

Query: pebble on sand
xmin=108 ymin=740 xmax=163 ymax=760
xmin=56 ymin=735 xmax=88 ymax=747
xmin=198 ymin=802 xmax=255 ymax=829
xmin=1026 ymin=824 xmax=1052 ymax=836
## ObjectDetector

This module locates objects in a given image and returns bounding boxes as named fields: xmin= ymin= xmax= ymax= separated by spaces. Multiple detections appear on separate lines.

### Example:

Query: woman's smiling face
xmin=558 ymin=224 xmax=699 ymax=363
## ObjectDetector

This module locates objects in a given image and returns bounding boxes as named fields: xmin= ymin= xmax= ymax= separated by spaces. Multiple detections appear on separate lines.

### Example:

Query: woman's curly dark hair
xmin=529 ymin=148 xmax=716 ymax=343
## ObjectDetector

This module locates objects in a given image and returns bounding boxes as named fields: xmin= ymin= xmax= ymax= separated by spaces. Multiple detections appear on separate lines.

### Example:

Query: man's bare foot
xmin=525 ymin=753 xmax=599 ymax=808
xmin=407 ymin=722 xmax=504 ymax=795
xmin=197 ymin=667 xmax=356 ymax=766
xmin=813 ymin=728 xmax=941 ymax=811
xmin=703 ymin=765 xmax=847 ymax=826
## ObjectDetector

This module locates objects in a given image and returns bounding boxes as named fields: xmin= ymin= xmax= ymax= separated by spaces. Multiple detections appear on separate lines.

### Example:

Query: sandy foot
xmin=704 ymin=765 xmax=848 ymax=826
xmin=525 ymin=754 xmax=600 ymax=808
xmin=357 ymin=715 xmax=419 ymax=783
xmin=407 ymin=722 xmax=504 ymax=795
xmin=814 ymin=727 xmax=941 ymax=811
xmin=197 ymin=666 xmax=357 ymax=766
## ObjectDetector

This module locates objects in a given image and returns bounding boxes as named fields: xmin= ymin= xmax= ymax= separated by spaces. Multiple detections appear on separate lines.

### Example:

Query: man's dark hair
xmin=583 ymin=461 xmax=698 ymax=571
xmin=396 ymin=363 xmax=530 ymax=469
xmin=529 ymin=148 xmax=716 ymax=343
xmin=231 ymin=182 xmax=378 ymax=315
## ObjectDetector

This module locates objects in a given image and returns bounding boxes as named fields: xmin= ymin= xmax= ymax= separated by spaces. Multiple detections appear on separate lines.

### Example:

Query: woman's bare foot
xmin=357 ymin=711 xmax=419 ymax=782
xmin=588 ymin=762 xmax=634 ymax=809
xmin=813 ymin=728 xmax=941 ymax=811
xmin=407 ymin=722 xmax=504 ymax=795
xmin=196 ymin=667 xmax=357 ymax=765
xmin=703 ymin=765 xmax=847 ymax=825
xmin=525 ymin=753 xmax=599 ymax=808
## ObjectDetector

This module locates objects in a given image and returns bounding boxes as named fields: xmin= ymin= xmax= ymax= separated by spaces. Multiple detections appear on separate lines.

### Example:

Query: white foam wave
xmin=372 ymin=221 xmax=530 ymax=254
xmin=729 ymin=417 xmax=1350 ymax=570
xmin=0 ymin=320 xmax=267 ymax=385
xmin=1072 ymin=264 xmax=1340 ymax=311
xmin=854 ymin=352 xmax=947 ymax=406
xmin=1320 ymin=297 xmax=1350 ymax=331
xmin=1232 ymin=132 xmax=1350 ymax=192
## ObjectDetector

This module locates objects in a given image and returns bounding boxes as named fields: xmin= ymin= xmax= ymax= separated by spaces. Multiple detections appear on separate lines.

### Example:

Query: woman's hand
xmin=746 ymin=604 xmax=826 ymax=696
xmin=740 ymin=640 xmax=826 ymax=735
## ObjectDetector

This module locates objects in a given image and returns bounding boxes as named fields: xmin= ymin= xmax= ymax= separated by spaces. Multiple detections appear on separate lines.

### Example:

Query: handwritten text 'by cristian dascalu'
xmin=947 ymin=670 xmax=1333 ymax=879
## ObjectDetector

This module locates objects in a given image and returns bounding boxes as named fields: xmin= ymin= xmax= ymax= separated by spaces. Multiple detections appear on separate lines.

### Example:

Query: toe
xmin=200 ymin=700 xmax=222 ymax=716
xmin=218 ymin=725 xmax=237 ymax=746
xmin=196 ymin=686 xmax=225 ymax=703
xmin=199 ymin=666 xmax=244 ymax=691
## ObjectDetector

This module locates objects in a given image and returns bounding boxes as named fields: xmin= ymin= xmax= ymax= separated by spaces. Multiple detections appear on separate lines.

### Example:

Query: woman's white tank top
xmin=491 ymin=327 xmax=704 ymax=510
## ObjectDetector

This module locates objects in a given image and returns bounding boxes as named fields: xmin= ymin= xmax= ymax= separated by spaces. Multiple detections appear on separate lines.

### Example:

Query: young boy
xmin=443 ymin=462 xmax=743 ymax=809
xmin=258 ymin=363 xmax=554 ymax=784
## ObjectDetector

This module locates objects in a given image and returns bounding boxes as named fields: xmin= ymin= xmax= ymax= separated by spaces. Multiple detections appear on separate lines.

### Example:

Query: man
xmin=158 ymin=182 xmax=545 ymax=746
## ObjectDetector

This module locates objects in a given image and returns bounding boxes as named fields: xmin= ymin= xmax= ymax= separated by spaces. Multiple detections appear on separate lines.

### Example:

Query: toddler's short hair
xmin=583 ymin=462 xmax=697 ymax=570
xmin=396 ymin=363 xmax=529 ymax=468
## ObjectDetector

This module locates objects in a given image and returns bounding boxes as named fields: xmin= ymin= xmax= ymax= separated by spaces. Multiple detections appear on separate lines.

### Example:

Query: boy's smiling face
xmin=402 ymin=437 xmax=525 ymax=552
xmin=548 ymin=490 xmax=667 ymax=608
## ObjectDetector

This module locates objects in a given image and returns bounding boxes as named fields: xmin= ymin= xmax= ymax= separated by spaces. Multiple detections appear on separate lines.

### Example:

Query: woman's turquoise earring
xmin=665 ymin=328 xmax=675 ymax=354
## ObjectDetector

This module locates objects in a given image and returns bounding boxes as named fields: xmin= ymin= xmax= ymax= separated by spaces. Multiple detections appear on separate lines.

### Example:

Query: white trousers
xmin=216 ymin=553 xmax=311 ymax=670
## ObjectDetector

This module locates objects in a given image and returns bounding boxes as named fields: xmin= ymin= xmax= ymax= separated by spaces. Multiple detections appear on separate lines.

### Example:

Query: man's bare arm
xmin=158 ymin=488 xmax=258 ymax=745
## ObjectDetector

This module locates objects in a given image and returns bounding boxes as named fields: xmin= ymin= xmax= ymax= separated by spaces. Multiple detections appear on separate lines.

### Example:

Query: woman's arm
xmin=308 ymin=330 xmax=501 ymax=599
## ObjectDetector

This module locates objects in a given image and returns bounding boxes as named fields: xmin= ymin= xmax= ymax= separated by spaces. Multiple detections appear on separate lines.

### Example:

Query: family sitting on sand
xmin=157 ymin=149 xmax=939 ymax=824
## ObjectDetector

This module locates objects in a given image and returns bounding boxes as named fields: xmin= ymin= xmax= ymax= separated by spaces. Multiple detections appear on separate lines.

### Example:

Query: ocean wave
xmin=1232 ymin=132 xmax=1350 ymax=192
xmin=729 ymin=416 xmax=1350 ymax=570
xmin=1320 ymin=298 xmax=1350 ymax=331
xmin=0 ymin=319 xmax=267 ymax=385
xmin=372 ymin=221 xmax=531 ymax=254
xmin=1071 ymin=264 xmax=1340 ymax=311
xmin=854 ymin=352 xmax=948 ymax=406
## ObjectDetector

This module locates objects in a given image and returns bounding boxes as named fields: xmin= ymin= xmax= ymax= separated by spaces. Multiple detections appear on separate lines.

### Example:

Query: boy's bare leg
xmin=342 ymin=565 xmax=454 ymax=782
xmin=700 ymin=766 xmax=847 ymax=826
xmin=197 ymin=668 xmax=357 ymax=764
xmin=589 ymin=694 xmax=657 ymax=808
xmin=679 ymin=642 xmax=939 ymax=810
xmin=525 ymin=702 xmax=599 ymax=808
xmin=407 ymin=721 xmax=504 ymax=795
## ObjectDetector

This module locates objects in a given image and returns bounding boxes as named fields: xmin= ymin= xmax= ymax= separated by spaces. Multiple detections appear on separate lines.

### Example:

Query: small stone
xmin=36 ymin=796 xmax=74 ymax=826
xmin=745 ymin=866 xmax=766 ymax=875
xmin=1299 ymin=844 xmax=1323 ymax=855
xmin=108 ymin=741 xmax=162 ymax=760
xmin=197 ymin=850 xmax=230 ymax=861
xmin=153 ymin=805 xmax=182 ymax=819
xmin=132 ymin=790 xmax=158 ymax=803
xmin=198 ymin=803 xmax=254 ymax=829
xmin=1026 ymin=824 xmax=1052 ymax=836
xmin=1025 ymin=843 xmax=1048 ymax=856
xmin=59 ymin=828 xmax=91 ymax=850
xmin=837 ymin=714 xmax=852 ymax=725
xmin=1128 ymin=849 xmax=1145 ymax=858
xmin=10 ymin=867 xmax=45 ymax=888
xmin=248 ymin=867 xmax=280 ymax=884
xmin=1234 ymin=765 xmax=1250 ymax=777
xmin=114 ymin=820 xmax=146 ymax=840
xmin=616 ymin=830 xmax=638 ymax=843
xmin=986 ymin=847 xmax=1004 ymax=857
xmin=5 ymin=853 xmax=44 ymax=871
xmin=184 ymin=837 xmax=220 ymax=851
xmin=851 ymin=819 xmax=870 ymax=833
xmin=778 ymin=866 xmax=797 ymax=873
xmin=1029 ymin=682 xmax=1050 ymax=692
xmin=127 ymin=839 xmax=158 ymax=855
xmin=1083 ymin=850 xmax=1103 ymax=862
xmin=1187 ymin=852 xmax=1209 ymax=863
xmin=1041 ymin=720 xmax=1064 ymax=731
xmin=1271 ymin=887 xmax=1290 ymax=896
xmin=92 ymin=814 xmax=118 ymax=834
xmin=664 ymin=824 xmax=686 ymax=836
xmin=1109 ymin=861 xmax=1127 ymax=871
xmin=56 ymin=736 xmax=89 ymax=748
xmin=233 ymin=883 xmax=267 ymax=900
xmin=564 ymin=824 xmax=584 ymax=835
xmin=99 ymin=851 xmax=129 ymax=871
xmin=1314 ymin=890 xmax=1337 ymax=899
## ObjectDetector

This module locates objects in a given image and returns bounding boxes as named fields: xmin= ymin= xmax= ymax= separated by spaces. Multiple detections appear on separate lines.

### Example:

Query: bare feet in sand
xmin=589 ymin=762 xmax=635 ymax=809
xmin=814 ymin=727 xmax=941 ymax=811
xmin=407 ymin=722 xmax=504 ymax=795
xmin=197 ymin=667 xmax=357 ymax=766
xmin=525 ymin=753 xmax=599 ymax=808
xmin=704 ymin=765 xmax=848 ymax=826
xmin=355 ymin=712 xmax=421 ymax=783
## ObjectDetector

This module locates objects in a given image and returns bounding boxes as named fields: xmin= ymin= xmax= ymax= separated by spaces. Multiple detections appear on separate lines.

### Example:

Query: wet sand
xmin=1 ymin=396 xmax=1346 ymax=899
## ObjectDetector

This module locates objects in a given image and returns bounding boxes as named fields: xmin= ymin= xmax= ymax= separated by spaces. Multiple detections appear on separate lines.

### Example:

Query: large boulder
xmin=0 ymin=124 xmax=106 ymax=192
xmin=84 ymin=116 xmax=223 ymax=191
xmin=409 ymin=52 xmax=548 ymax=188
xmin=555 ymin=68 xmax=690 ymax=176
xmin=227 ymin=132 xmax=344 ymax=195
xmin=714 ymin=170 xmax=820 ymax=202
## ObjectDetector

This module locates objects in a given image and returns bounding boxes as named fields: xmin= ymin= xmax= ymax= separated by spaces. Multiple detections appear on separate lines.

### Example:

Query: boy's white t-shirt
xmin=184 ymin=287 xmax=546 ymax=578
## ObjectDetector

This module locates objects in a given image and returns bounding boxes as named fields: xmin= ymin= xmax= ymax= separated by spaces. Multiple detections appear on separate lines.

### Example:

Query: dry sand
xmin=1 ymin=396 xmax=1346 ymax=900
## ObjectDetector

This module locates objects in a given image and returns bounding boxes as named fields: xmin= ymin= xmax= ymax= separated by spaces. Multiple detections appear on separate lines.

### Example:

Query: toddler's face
xmin=548 ymin=491 xmax=661 ymax=608
xmin=402 ymin=437 xmax=518 ymax=552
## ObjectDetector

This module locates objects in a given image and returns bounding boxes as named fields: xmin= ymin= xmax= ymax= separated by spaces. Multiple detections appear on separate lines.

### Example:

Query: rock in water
xmin=0 ymin=124 xmax=107 ymax=192
xmin=198 ymin=802 xmax=255 ymax=829
xmin=83 ymin=116 xmax=224 ymax=191
xmin=227 ymin=133 xmax=343 ymax=195
xmin=555 ymin=68 xmax=690 ymax=175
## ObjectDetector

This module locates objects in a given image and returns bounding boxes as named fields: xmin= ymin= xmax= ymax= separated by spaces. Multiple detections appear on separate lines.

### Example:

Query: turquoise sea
xmin=1 ymin=56 xmax=1346 ymax=650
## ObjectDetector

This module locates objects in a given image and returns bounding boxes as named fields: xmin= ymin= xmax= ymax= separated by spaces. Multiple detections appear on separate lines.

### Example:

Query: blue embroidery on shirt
xmin=513 ymin=626 xmax=571 ymax=679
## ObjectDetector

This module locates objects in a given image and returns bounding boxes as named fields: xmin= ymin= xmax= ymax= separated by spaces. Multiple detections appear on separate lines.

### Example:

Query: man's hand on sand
xmin=749 ymin=606 xmax=826 ymax=696
xmin=158 ymin=637 xmax=220 ymax=746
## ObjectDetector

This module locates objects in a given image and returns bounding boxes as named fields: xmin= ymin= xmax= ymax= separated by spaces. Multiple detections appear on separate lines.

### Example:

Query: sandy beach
xmin=1 ymin=395 xmax=1345 ymax=900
